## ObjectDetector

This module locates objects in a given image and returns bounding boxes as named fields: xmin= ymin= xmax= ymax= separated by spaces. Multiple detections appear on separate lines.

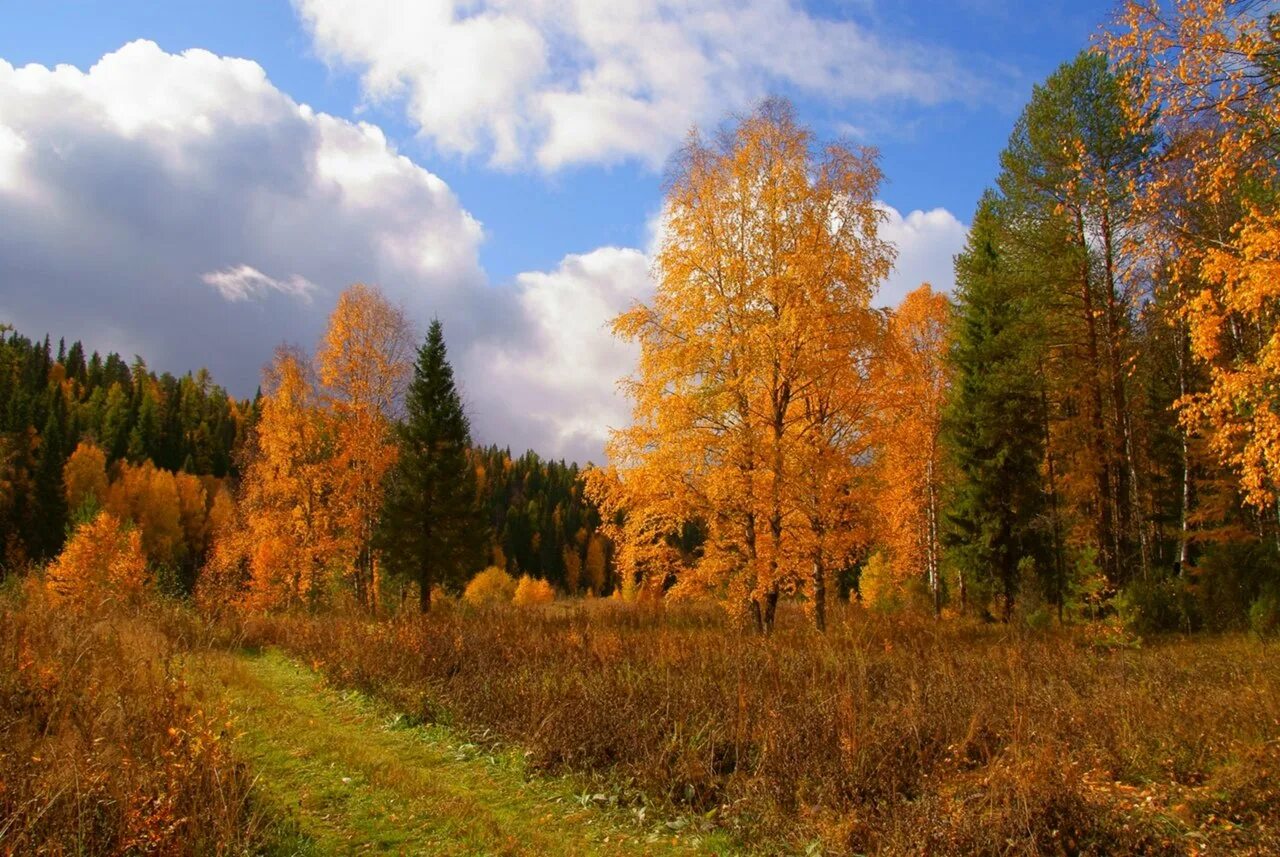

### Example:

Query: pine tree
xmin=943 ymin=194 xmax=1050 ymax=620
xmin=378 ymin=319 xmax=484 ymax=611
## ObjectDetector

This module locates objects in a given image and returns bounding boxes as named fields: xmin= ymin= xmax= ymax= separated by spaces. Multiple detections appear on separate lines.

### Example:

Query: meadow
xmin=5 ymin=581 xmax=1278 ymax=855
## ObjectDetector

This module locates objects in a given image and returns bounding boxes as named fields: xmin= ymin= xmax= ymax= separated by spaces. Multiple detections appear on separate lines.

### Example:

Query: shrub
xmin=44 ymin=511 xmax=148 ymax=609
xmin=856 ymin=551 xmax=897 ymax=610
xmin=1116 ymin=574 xmax=1197 ymax=634
xmin=0 ymin=584 xmax=264 ymax=852
xmin=243 ymin=601 xmax=1280 ymax=855
xmin=462 ymin=566 xmax=516 ymax=606
xmin=1192 ymin=541 xmax=1280 ymax=631
xmin=1249 ymin=584 xmax=1280 ymax=637
xmin=512 ymin=574 xmax=555 ymax=606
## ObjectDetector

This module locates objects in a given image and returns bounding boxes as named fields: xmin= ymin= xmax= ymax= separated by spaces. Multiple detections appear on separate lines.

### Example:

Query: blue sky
xmin=0 ymin=0 xmax=1116 ymax=461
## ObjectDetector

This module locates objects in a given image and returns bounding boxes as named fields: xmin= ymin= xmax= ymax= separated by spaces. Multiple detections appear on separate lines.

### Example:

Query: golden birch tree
xmin=588 ymin=99 xmax=893 ymax=631
xmin=317 ymin=284 xmax=413 ymax=610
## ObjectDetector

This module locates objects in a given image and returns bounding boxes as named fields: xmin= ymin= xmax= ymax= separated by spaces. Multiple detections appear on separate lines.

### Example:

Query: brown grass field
xmin=3 ymin=585 xmax=1279 ymax=855
xmin=242 ymin=599 xmax=1280 ymax=855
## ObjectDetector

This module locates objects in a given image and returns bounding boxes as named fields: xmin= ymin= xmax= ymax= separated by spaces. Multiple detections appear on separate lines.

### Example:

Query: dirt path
xmin=192 ymin=649 xmax=738 ymax=856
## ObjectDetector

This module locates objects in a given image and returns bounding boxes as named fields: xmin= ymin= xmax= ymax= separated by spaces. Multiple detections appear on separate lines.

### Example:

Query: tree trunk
xmin=763 ymin=586 xmax=780 ymax=634
xmin=1176 ymin=323 xmax=1193 ymax=576
xmin=1077 ymin=210 xmax=1119 ymax=586
xmin=1101 ymin=206 xmax=1145 ymax=581
xmin=813 ymin=558 xmax=826 ymax=631
xmin=925 ymin=452 xmax=941 ymax=618
xmin=1039 ymin=365 xmax=1066 ymax=620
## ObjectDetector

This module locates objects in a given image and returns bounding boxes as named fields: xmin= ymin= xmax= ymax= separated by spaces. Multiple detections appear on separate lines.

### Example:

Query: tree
xmin=584 ymin=532 xmax=608 ymax=596
xmin=377 ymin=319 xmax=484 ymax=611
xmin=944 ymin=194 xmax=1051 ymax=620
xmin=588 ymin=98 xmax=893 ymax=631
xmin=873 ymin=285 xmax=953 ymax=615
xmin=63 ymin=439 xmax=108 ymax=515
xmin=318 ymin=284 xmax=413 ymax=610
xmin=231 ymin=347 xmax=339 ymax=611
xmin=45 ymin=510 xmax=148 ymax=610
xmin=996 ymin=50 xmax=1153 ymax=586
xmin=105 ymin=461 xmax=184 ymax=570
xmin=1109 ymin=1 xmax=1280 ymax=523
xmin=562 ymin=544 xmax=583 ymax=594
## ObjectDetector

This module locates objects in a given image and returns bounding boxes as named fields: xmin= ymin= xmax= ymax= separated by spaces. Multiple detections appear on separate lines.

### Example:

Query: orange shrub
xmin=45 ymin=511 xmax=148 ymax=609
xmin=512 ymin=575 xmax=555 ymax=606
xmin=462 ymin=566 xmax=516 ymax=606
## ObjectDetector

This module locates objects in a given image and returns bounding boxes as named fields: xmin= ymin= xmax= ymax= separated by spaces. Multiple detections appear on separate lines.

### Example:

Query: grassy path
xmin=192 ymin=649 xmax=739 ymax=856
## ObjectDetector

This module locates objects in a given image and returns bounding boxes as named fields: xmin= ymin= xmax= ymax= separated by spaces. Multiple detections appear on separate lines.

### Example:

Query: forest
xmin=3 ymin=1 xmax=1280 ymax=854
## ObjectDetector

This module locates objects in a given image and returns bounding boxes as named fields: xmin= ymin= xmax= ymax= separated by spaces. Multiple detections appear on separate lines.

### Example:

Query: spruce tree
xmin=943 ymin=193 xmax=1050 ymax=620
xmin=378 ymin=319 xmax=484 ymax=611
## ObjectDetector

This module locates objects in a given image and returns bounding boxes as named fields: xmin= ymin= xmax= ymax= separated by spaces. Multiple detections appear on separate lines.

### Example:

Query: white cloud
xmin=877 ymin=204 xmax=968 ymax=305
xmin=295 ymin=0 xmax=997 ymax=170
xmin=201 ymin=264 xmax=318 ymax=303
xmin=465 ymin=246 xmax=651 ymax=463
xmin=0 ymin=39 xmax=485 ymax=398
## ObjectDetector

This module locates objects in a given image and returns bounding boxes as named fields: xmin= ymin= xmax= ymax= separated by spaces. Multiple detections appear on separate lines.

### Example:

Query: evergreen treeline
xmin=474 ymin=445 xmax=613 ymax=595
xmin=0 ymin=325 xmax=255 ymax=569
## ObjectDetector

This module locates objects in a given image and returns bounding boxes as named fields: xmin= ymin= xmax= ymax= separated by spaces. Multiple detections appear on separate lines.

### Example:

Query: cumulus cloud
xmin=295 ymin=0 xmax=999 ymax=170
xmin=877 ymin=204 xmax=968 ymax=305
xmin=463 ymin=246 xmax=651 ymax=464
xmin=0 ymin=39 xmax=485 ymax=398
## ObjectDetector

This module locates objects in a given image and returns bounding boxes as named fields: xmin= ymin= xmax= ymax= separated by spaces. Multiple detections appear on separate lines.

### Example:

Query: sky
xmin=0 ymin=0 xmax=1115 ymax=464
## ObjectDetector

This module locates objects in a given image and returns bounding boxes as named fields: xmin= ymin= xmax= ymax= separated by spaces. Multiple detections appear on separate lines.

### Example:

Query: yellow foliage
xmin=63 ymin=440 xmax=108 ymax=512
xmin=105 ymin=461 xmax=184 ymax=568
xmin=856 ymin=551 xmax=895 ymax=610
xmin=317 ymin=283 xmax=412 ymax=610
xmin=512 ymin=575 xmax=555 ymax=606
xmin=463 ymin=566 xmax=516 ymax=606
xmin=224 ymin=347 xmax=338 ymax=612
xmin=585 ymin=98 xmax=892 ymax=629
xmin=1109 ymin=1 xmax=1280 ymax=512
xmin=871 ymin=285 xmax=951 ymax=609
xmin=45 ymin=511 xmax=148 ymax=608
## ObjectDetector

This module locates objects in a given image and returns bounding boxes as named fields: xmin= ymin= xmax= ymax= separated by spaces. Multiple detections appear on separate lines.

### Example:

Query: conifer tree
xmin=378 ymin=320 xmax=484 ymax=611
xmin=944 ymin=194 xmax=1050 ymax=620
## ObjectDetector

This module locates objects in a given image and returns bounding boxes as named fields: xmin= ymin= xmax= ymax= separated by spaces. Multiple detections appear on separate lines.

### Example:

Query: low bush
xmin=462 ymin=565 xmax=516 ymax=606
xmin=512 ymin=574 xmax=555 ymax=606
xmin=1192 ymin=541 xmax=1280 ymax=631
xmin=0 ymin=582 xmax=265 ymax=853
xmin=1116 ymin=574 xmax=1198 ymax=634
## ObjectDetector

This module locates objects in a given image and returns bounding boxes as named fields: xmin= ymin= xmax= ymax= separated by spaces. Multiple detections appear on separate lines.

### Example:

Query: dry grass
xmin=242 ymin=600 xmax=1280 ymax=855
xmin=0 ymin=580 xmax=266 ymax=855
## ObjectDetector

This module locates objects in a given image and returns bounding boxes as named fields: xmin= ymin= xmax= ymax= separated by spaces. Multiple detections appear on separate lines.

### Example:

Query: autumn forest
xmin=3 ymin=2 xmax=1280 ymax=854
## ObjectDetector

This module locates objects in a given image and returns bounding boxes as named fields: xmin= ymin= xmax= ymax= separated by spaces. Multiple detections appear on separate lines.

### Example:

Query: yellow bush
xmin=513 ymin=574 xmax=555 ymax=606
xmin=45 ymin=511 xmax=148 ymax=609
xmin=856 ymin=551 xmax=899 ymax=610
xmin=463 ymin=566 xmax=516 ymax=606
